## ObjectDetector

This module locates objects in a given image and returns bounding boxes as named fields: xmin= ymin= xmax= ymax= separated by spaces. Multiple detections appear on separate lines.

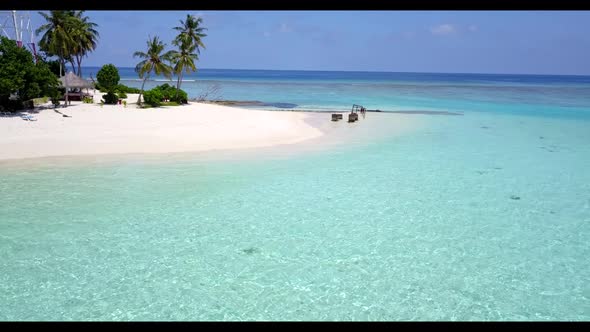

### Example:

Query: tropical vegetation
xmin=0 ymin=36 xmax=60 ymax=111
xmin=35 ymin=10 xmax=99 ymax=106
xmin=154 ymin=83 xmax=187 ymax=103
xmin=165 ymin=35 xmax=198 ymax=101
xmin=133 ymin=36 xmax=173 ymax=106
xmin=96 ymin=64 xmax=120 ymax=104
xmin=134 ymin=14 xmax=207 ymax=107
xmin=141 ymin=84 xmax=188 ymax=108
xmin=95 ymin=84 xmax=141 ymax=94
xmin=142 ymin=89 xmax=163 ymax=107
xmin=36 ymin=10 xmax=99 ymax=77
xmin=169 ymin=15 xmax=207 ymax=96
xmin=0 ymin=11 xmax=209 ymax=111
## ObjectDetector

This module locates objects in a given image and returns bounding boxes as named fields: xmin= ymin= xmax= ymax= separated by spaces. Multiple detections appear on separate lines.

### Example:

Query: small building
xmin=59 ymin=72 xmax=94 ymax=103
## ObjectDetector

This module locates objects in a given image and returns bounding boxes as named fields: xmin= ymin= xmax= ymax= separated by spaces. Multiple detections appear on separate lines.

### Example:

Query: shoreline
xmin=0 ymin=94 xmax=424 ymax=167
xmin=0 ymin=98 xmax=325 ymax=163
xmin=0 ymin=111 xmax=422 ymax=170
xmin=200 ymin=100 xmax=464 ymax=115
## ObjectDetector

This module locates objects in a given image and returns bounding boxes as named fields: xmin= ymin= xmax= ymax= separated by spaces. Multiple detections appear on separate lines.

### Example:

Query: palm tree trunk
xmin=70 ymin=59 xmax=77 ymax=76
xmin=176 ymin=71 xmax=184 ymax=99
xmin=137 ymin=74 xmax=150 ymax=106
xmin=76 ymin=55 xmax=82 ymax=78
xmin=61 ymin=56 xmax=69 ymax=107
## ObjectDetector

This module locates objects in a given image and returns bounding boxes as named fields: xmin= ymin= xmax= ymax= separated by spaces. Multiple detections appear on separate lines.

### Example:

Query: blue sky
xmin=30 ymin=11 xmax=590 ymax=75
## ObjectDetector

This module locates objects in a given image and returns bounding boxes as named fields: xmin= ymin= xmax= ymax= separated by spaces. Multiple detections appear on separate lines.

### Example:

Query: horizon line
xmin=79 ymin=65 xmax=590 ymax=78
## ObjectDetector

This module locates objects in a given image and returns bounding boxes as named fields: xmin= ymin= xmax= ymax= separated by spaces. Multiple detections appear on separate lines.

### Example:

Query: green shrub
xmin=114 ymin=84 xmax=141 ymax=94
xmin=45 ymin=59 xmax=64 ymax=77
xmin=2 ymin=99 xmax=35 ymax=110
xmin=0 ymin=36 xmax=59 ymax=110
xmin=151 ymin=84 xmax=188 ymax=104
xmin=126 ymin=86 xmax=141 ymax=94
xmin=102 ymin=92 xmax=119 ymax=105
xmin=22 ymin=99 xmax=34 ymax=109
xmin=96 ymin=84 xmax=140 ymax=94
xmin=33 ymin=96 xmax=49 ymax=105
xmin=82 ymin=96 xmax=93 ymax=104
xmin=50 ymin=88 xmax=63 ymax=107
xmin=117 ymin=91 xmax=127 ymax=99
xmin=142 ymin=89 xmax=163 ymax=107
xmin=0 ymin=98 xmax=21 ymax=111
xmin=170 ymin=89 xmax=188 ymax=104
xmin=152 ymin=83 xmax=176 ymax=100
xmin=96 ymin=64 xmax=120 ymax=93
xmin=51 ymin=94 xmax=61 ymax=107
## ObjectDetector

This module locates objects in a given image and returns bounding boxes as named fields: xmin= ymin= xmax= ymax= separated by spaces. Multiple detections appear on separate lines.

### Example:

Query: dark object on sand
xmin=349 ymin=104 xmax=364 ymax=122
xmin=54 ymin=109 xmax=71 ymax=118
xmin=332 ymin=113 xmax=343 ymax=121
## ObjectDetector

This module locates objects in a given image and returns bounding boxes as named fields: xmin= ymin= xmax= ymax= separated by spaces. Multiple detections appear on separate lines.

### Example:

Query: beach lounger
xmin=21 ymin=114 xmax=37 ymax=121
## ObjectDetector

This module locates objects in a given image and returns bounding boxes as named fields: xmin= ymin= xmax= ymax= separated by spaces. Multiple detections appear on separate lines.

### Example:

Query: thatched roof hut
xmin=59 ymin=72 xmax=94 ymax=89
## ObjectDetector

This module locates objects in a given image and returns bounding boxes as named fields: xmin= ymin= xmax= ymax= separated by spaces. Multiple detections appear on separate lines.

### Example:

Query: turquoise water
xmin=89 ymin=67 xmax=590 ymax=113
xmin=1 ymin=70 xmax=590 ymax=320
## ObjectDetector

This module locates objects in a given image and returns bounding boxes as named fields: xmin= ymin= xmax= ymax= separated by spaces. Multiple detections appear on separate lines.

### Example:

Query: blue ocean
xmin=91 ymin=67 xmax=590 ymax=115
xmin=1 ymin=68 xmax=589 ymax=320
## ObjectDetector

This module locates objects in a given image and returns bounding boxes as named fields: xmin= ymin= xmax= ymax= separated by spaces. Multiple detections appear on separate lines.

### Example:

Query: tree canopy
xmin=36 ymin=10 xmax=99 ymax=77
xmin=96 ymin=64 xmax=120 ymax=92
xmin=0 ymin=36 xmax=60 ymax=111
xmin=133 ymin=36 xmax=173 ymax=106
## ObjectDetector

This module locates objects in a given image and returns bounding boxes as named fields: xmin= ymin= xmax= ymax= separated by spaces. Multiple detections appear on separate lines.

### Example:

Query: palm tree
xmin=37 ymin=11 xmax=99 ymax=78
xmin=171 ymin=15 xmax=206 ymax=100
xmin=36 ymin=11 xmax=75 ymax=74
xmin=70 ymin=11 xmax=99 ymax=77
xmin=173 ymin=15 xmax=207 ymax=55
xmin=133 ymin=36 xmax=173 ymax=106
xmin=166 ymin=34 xmax=199 ymax=96
xmin=36 ymin=10 xmax=77 ymax=106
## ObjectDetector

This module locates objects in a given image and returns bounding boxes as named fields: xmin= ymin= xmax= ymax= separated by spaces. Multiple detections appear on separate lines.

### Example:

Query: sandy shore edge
xmin=0 ymin=97 xmax=325 ymax=162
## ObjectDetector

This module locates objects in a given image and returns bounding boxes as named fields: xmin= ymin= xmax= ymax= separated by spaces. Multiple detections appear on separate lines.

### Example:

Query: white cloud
xmin=430 ymin=24 xmax=456 ymax=35
xmin=279 ymin=23 xmax=293 ymax=33
xmin=468 ymin=25 xmax=478 ymax=32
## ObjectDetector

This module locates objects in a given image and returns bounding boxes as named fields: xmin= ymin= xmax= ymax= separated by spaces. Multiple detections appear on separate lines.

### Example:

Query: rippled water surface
xmin=1 ymin=69 xmax=589 ymax=320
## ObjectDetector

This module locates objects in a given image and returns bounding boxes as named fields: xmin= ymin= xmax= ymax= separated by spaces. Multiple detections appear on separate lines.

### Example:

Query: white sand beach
xmin=0 ymin=92 xmax=424 ymax=162
xmin=0 ymin=94 xmax=325 ymax=161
